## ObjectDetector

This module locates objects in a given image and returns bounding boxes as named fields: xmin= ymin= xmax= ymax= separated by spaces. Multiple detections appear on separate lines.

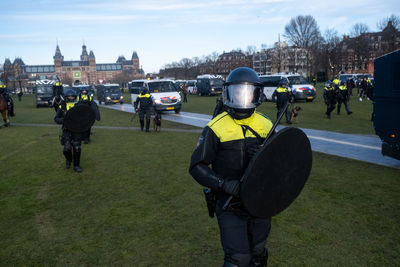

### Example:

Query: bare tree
xmin=322 ymin=29 xmax=342 ymax=79
xmin=284 ymin=15 xmax=321 ymax=77
xmin=376 ymin=15 xmax=400 ymax=54
xmin=349 ymin=23 xmax=370 ymax=72
xmin=377 ymin=14 xmax=400 ymax=31
xmin=246 ymin=45 xmax=257 ymax=56
xmin=350 ymin=23 xmax=370 ymax=37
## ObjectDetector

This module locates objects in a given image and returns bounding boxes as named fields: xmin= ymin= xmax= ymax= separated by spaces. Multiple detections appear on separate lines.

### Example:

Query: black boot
xmin=66 ymin=160 xmax=71 ymax=169
xmin=63 ymin=149 xmax=72 ymax=169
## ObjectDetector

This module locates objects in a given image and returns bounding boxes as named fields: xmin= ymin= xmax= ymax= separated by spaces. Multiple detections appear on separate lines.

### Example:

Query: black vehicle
xmin=96 ymin=84 xmax=123 ymax=104
xmin=373 ymin=50 xmax=400 ymax=160
xmin=35 ymin=79 xmax=56 ymax=108
xmin=196 ymin=75 xmax=224 ymax=96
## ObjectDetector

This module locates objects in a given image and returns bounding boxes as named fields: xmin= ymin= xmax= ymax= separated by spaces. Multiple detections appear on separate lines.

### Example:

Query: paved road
xmin=95 ymin=102 xmax=400 ymax=169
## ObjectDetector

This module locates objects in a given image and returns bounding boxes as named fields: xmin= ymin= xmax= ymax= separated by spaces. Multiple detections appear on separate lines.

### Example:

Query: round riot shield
xmin=63 ymin=104 xmax=96 ymax=133
xmin=240 ymin=127 xmax=312 ymax=218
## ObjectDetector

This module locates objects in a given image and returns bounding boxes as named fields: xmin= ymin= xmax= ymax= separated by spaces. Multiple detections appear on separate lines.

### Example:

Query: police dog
xmin=153 ymin=113 xmax=162 ymax=132
xmin=290 ymin=106 xmax=302 ymax=123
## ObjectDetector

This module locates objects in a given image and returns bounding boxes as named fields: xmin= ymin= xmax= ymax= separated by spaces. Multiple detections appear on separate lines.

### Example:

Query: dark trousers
xmin=276 ymin=101 xmax=290 ymax=123
xmin=216 ymin=202 xmax=271 ymax=266
xmin=61 ymin=131 xmax=82 ymax=167
xmin=183 ymin=93 xmax=188 ymax=102
xmin=139 ymin=109 xmax=151 ymax=131
xmin=337 ymin=94 xmax=351 ymax=114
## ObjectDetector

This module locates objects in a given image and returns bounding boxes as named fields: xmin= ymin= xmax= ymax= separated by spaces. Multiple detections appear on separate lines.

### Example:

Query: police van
xmin=196 ymin=75 xmax=224 ymax=96
xmin=259 ymin=73 xmax=316 ymax=102
xmin=129 ymin=79 xmax=182 ymax=113
xmin=35 ymin=79 xmax=56 ymax=108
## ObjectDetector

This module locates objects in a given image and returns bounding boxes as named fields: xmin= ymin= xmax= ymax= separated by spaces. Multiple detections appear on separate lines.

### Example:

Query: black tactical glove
xmin=247 ymin=143 xmax=262 ymax=159
xmin=221 ymin=179 xmax=240 ymax=197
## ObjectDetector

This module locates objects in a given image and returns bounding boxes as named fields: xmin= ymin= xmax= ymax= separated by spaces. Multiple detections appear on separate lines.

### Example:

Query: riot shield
xmin=63 ymin=104 xmax=96 ymax=133
xmin=240 ymin=127 xmax=312 ymax=218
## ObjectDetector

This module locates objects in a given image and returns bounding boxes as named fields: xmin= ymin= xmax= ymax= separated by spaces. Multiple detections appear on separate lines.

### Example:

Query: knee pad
xmin=63 ymin=141 xmax=72 ymax=153
xmin=72 ymin=140 xmax=81 ymax=153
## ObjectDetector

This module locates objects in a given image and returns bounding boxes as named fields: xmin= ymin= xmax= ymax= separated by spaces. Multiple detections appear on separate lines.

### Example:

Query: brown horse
xmin=0 ymin=94 xmax=10 ymax=127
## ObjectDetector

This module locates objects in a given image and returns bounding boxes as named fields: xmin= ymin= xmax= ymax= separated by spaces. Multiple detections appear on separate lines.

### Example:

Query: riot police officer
xmin=52 ymin=81 xmax=64 ymax=112
xmin=337 ymin=81 xmax=352 ymax=115
xmin=134 ymin=87 xmax=153 ymax=132
xmin=54 ymin=89 xmax=83 ymax=172
xmin=77 ymin=87 xmax=94 ymax=143
xmin=323 ymin=80 xmax=337 ymax=119
xmin=272 ymin=79 xmax=292 ymax=124
xmin=189 ymin=67 xmax=273 ymax=266
xmin=0 ymin=84 xmax=15 ymax=116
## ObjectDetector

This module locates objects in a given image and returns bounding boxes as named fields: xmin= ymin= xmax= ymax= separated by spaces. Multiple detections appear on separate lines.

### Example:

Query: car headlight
xmin=120 ymin=96 xmax=124 ymax=99
xmin=211 ymin=88 xmax=215 ymax=91
xmin=154 ymin=99 xmax=161 ymax=104
xmin=106 ymin=96 xmax=111 ymax=100
xmin=37 ymin=97 xmax=41 ymax=100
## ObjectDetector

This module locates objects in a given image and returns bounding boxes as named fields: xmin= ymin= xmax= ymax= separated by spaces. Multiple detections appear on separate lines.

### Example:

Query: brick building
xmin=2 ymin=44 xmax=144 ymax=88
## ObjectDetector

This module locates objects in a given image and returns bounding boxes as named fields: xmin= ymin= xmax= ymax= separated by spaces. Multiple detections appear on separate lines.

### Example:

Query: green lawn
xmin=0 ymin=92 xmax=399 ymax=266
xmin=181 ymin=83 xmax=375 ymax=135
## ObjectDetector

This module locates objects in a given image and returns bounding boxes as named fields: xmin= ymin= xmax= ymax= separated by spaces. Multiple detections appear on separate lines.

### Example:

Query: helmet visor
xmin=224 ymin=84 xmax=259 ymax=109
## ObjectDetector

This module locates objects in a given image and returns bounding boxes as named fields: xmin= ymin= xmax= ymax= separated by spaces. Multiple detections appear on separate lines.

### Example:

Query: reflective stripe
xmin=208 ymin=112 xmax=272 ymax=143
xmin=138 ymin=94 xmax=151 ymax=98
xmin=276 ymin=87 xmax=288 ymax=93
xmin=339 ymin=85 xmax=347 ymax=90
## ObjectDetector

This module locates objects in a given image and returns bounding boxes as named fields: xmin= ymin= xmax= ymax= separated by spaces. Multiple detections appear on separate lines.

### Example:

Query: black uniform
xmin=323 ymin=84 xmax=337 ymax=119
xmin=337 ymin=84 xmax=352 ymax=115
xmin=54 ymin=100 xmax=84 ymax=172
xmin=272 ymin=86 xmax=291 ymax=124
xmin=134 ymin=92 xmax=153 ymax=132
xmin=189 ymin=111 xmax=273 ymax=266
xmin=77 ymin=93 xmax=94 ymax=143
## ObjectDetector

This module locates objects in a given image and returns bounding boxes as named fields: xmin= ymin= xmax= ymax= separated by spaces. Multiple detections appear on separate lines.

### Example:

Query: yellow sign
xmin=73 ymin=71 xmax=81 ymax=79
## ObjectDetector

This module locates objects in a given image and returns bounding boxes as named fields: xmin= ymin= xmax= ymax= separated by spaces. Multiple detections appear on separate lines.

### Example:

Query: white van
xmin=129 ymin=79 xmax=182 ymax=113
xmin=259 ymin=74 xmax=316 ymax=102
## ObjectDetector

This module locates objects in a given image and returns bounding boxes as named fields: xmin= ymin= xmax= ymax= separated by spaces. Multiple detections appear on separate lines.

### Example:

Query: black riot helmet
xmin=278 ymin=79 xmax=288 ymax=88
xmin=64 ymin=89 xmax=77 ymax=102
xmin=325 ymin=80 xmax=333 ymax=88
xmin=140 ymin=87 xmax=148 ymax=95
xmin=223 ymin=67 xmax=262 ymax=119
xmin=80 ymin=87 xmax=88 ymax=95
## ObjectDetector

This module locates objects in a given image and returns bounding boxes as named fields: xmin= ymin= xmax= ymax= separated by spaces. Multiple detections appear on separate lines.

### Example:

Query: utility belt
xmin=203 ymin=188 xmax=245 ymax=218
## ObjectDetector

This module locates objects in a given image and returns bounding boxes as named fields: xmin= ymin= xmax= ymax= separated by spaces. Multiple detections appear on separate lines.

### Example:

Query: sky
xmin=1 ymin=0 xmax=399 ymax=73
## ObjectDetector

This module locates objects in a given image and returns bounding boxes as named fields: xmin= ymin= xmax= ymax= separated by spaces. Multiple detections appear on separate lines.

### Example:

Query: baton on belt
xmin=222 ymin=101 xmax=291 ymax=211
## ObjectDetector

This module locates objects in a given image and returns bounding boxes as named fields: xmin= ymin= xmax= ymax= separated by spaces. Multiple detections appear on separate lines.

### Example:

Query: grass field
xmin=0 ymin=92 xmax=399 ymax=266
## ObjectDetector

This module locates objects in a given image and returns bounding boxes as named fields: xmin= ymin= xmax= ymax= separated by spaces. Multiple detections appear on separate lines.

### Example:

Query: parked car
xmin=259 ymin=74 xmax=316 ymax=102
xmin=196 ymin=74 xmax=224 ymax=96
xmin=96 ymin=84 xmax=123 ymax=104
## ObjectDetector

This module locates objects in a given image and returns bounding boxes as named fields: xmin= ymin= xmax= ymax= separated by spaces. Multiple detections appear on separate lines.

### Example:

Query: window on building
xmin=44 ymin=67 xmax=49 ymax=72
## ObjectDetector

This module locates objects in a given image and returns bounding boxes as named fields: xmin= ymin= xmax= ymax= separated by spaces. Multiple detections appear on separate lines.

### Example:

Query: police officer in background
xmin=134 ymin=87 xmax=153 ymax=132
xmin=323 ymin=80 xmax=337 ymax=119
xmin=337 ymin=81 xmax=353 ymax=115
xmin=52 ymin=81 xmax=64 ymax=112
xmin=272 ymin=79 xmax=292 ymax=124
xmin=54 ymin=89 xmax=83 ymax=172
xmin=189 ymin=67 xmax=273 ymax=266
xmin=0 ymin=84 xmax=15 ymax=116
xmin=77 ymin=87 xmax=94 ymax=143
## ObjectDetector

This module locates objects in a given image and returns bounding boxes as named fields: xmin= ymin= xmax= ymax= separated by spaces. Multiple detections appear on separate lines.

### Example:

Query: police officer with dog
xmin=189 ymin=67 xmax=274 ymax=266
xmin=134 ymin=87 xmax=153 ymax=132
xmin=323 ymin=80 xmax=337 ymax=119
xmin=54 ymin=89 xmax=95 ymax=172
xmin=272 ymin=79 xmax=292 ymax=124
